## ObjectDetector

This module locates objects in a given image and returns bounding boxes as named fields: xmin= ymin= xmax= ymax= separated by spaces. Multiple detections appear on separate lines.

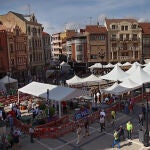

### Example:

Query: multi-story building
xmin=66 ymin=34 xmax=87 ymax=63
xmin=0 ymin=23 xmax=28 ymax=82
xmin=105 ymin=18 xmax=142 ymax=63
xmin=51 ymin=30 xmax=77 ymax=60
xmin=85 ymin=25 xmax=107 ymax=63
xmin=0 ymin=11 xmax=44 ymax=79
xmin=42 ymin=32 xmax=51 ymax=65
xmin=139 ymin=23 xmax=150 ymax=62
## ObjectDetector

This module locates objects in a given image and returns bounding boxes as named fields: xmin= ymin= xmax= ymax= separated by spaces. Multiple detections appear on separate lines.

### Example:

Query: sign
xmin=74 ymin=109 xmax=90 ymax=120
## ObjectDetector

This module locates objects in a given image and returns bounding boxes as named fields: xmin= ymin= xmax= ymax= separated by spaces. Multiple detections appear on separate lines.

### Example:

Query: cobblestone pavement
xmin=17 ymin=101 xmax=150 ymax=150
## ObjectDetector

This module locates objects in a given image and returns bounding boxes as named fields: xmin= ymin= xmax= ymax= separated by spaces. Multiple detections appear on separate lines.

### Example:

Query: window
xmin=98 ymin=35 xmax=105 ymax=40
xmin=111 ymin=34 xmax=116 ymax=40
xmin=90 ymin=54 xmax=97 ymax=59
xmin=133 ymin=34 xmax=137 ymax=40
xmin=77 ymin=55 xmax=83 ymax=61
xmin=10 ymin=44 xmax=13 ymax=53
xmin=120 ymin=34 xmax=123 ymax=41
xmin=121 ymin=26 xmax=124 ymax=31
xmin=112 ymin=25 xmax=116 ymax=29
xmin=76 ymin=45 xmax=82 ymax=51
xmin=132 ymin=24 xmax=137 ymax=29
xmin=125 ymin=26 xmax=128 ymax=31
xmin=123 ymin=43 xmax=127 ymax=50
xmin=126 ymin=34 xmax=129 ymax=40
xmin=28 ymin=26 xmax=31 ymax=34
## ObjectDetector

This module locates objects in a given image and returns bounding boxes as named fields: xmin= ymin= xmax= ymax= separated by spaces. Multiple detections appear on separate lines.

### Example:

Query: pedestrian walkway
xmin=16 ymin=101 xmax=150 ymax=150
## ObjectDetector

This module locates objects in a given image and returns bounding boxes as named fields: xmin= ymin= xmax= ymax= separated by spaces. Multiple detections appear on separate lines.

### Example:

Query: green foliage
xmin=38 ymin=103 xmax=46 ymax=110
xmin=45 ymin=107 xmax=55 ymax=117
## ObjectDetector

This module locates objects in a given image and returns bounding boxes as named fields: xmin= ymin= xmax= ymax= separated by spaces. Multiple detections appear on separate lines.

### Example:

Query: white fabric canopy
xmin=115 ymin=62 xmax=122 ymax=66
xmin=103 ymin=63 xmax=114 ymax=68
xmin=60 ymin=61 xmax=70 ymax=67
xmin=101 ymin=64 xmax=128 ymax=81
xmin=88 ymin=63 xmax=103 ymax=69
xmin=0 ymin=75 xmax=18 ymax=84
xmin=18 ymin=82 xmax=84 ymax=118
xmin=132 ymin=61 xmax=142 ymax=66
xmin=102 ymin=82 xmax=129 ymax=95
xmin=120 ymin=78 xmax=141 ymax=89
xmin=143 ymin=63 xmax=150 ymax=74
xmin=122 ymin=62 xmax=132 ymax=67
xmin=82 ymin=74 xmax=101 ymax=83
xmin=121 ymin=66 xmax=150 ymax=85
xmin=66 ymin=75 xmax=82 ymax=85
xmin=18 ymin=81 xmax=83 ymax=102
xmin=125 ymin=63 xmax=138 ymax=75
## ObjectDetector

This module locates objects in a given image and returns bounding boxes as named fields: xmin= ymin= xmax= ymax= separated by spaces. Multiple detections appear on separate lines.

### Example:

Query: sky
xmin=0 ymin=0 xmax=150 ymax=34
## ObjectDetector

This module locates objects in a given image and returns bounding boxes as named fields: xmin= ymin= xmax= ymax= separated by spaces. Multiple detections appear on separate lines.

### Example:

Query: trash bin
xmin=139 ymin=129 xmax=144 ymax=142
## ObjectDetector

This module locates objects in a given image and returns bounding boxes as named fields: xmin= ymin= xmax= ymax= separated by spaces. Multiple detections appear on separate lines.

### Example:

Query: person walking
xmin=99 ymin=115 xmax=105 ymax=132
xmin=112 ymin=130 xmax=120 ymax=149
xmin=29 ymin=126 xmax=34 ymax=143
xmin=141 ymin=104 xmax=146 ymax=120
xmin=118 ymin=125 xmax=125 ymax=141
xmin=126 ymin=121 xmax=133 ymax=139
xmin=84 ymin=118 xmax=89 ymax=137
xmin=138 ymin=112 xmax=144 ymax=126
xmin=76 ymin=124 xmax=82 ymax=144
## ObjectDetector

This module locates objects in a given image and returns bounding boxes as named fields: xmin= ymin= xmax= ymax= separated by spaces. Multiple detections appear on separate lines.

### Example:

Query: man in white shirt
xmin=100 ymin=109 xmax=106 ymax=117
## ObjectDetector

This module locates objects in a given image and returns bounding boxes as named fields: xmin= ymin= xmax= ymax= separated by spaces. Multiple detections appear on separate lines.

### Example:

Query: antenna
xmin=88 ymin=17 xmax=92 ymax=25
xmin=28 ymin=4 xmax=31 ymax=15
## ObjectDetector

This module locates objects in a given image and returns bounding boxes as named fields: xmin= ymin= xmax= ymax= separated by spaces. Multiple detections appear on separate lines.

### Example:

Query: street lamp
xmin=144 ymin=87 xmax=149 ymax=147
xmin=99 ymin=49 xmax=105 ymax=75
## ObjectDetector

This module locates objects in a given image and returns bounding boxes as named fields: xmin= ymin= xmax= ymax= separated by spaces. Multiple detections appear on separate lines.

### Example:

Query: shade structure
xmin=102 ymin=82 xmax=129 ymax=95
xmin=120 ymin=78 xmax=141 ymax=89
xmin=132 ymin=61 xmax=142 ymax=66
xmin=82 ymin=74 xmax=103 ymax=84
xmin=88 ymin=63 xmax=103 ymax=69
xmin=125 ymin=63 xmax=138 ymax=75
xmin=103 ymin=63 xmax=114 ymax=68
xmin=115 ymin=62 xmax=122 ymax=67
xmin=143 ymin=63 xmax=150 ymax=74
xmin=18 ymin=82 xmax=84 ymax=118
xmin=101 ymin=64 xmax=128 ymax=81
xmin=121 ymin=66 xmax=150 ymax=85
xmin=66 ymin=75 xmax=82 ymax=85
xmin=0 ymin=75 xmax=17 ymax=84
xmin=122 ymin=62 xmax=132 ymax=67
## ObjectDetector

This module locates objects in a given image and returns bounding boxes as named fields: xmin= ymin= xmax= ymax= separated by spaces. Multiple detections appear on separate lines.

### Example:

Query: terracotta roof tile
xmin=139 ymin=23 xmax=150 ymax=34
xmin=85 ymin=25 xmax=106 ymax=33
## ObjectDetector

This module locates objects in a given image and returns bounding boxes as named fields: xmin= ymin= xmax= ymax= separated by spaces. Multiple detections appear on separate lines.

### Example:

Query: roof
xmin=139 ymin=23 xmax=150 ymax=35
xmin=105 ymin=18 xmax=138 ymax=30
xmin=85 ymin=25 xmax=107 ymax=33
xmin=42 ymin=32 xmax=49 ymax=35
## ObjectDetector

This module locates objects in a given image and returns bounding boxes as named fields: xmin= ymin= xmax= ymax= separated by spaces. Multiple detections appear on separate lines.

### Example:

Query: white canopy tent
xmin=143 ymin=63 xmax=150 ymax=74
xmin=121 ymin=66 xmax=150 ymax=85
xmin=18 ymin=81 xmax=83 ymax=117
xmin=119 ymin=78 xmax=141 ymax=89
xmin=66 ymin=75 xmax=83 ymax=85
xmin=0 ymin=75 xmax=18 ymax=91
xmin=88 ymin=63 xmax=103 ymax=69
xmin=103 ymin=63 xmax=114 ymax=68
xmin=102 ymin=82 xmax=129 ymax=95
xmin=125 ymin=63 xmax=138 ymax=75
xmin=101 ymin=64 xmax=128 ymax=81
xmin=122 ymin=62 xmax=132 ymax=67
xmin=0 ymin=75 xmax=17 ymax=84
xmin=60 ymin=61 xmax=71 ymax=73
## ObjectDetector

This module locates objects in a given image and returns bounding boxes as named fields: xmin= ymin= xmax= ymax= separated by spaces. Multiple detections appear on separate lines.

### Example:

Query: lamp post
xmin=99 ymin=49 xmax=105 ymax=75
xmin=144 ymin=87 xmax=149 ymax=147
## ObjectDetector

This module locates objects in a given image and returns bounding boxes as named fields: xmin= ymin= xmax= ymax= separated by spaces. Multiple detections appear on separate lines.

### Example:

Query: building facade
xmin=139 ymin=23 xmax=150 ymax=62
xmin=42 ymin=32 xmax=51 ymax=65
xmin=0 ymin=11 xmax=44 ymax=80
xmin=105 ymin=18 xmax=142 ymax=63
xmin=85 ymin=25 xmax=107 ymax=63
xmin=0 ymin=23 xmax=28 ymax=82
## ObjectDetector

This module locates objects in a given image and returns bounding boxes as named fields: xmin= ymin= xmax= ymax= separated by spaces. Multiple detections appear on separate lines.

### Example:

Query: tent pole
xmin=17 ymin=91 xmax=20 ymax=104
xmin=59 ymin=101 xmax=61 ymax=118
